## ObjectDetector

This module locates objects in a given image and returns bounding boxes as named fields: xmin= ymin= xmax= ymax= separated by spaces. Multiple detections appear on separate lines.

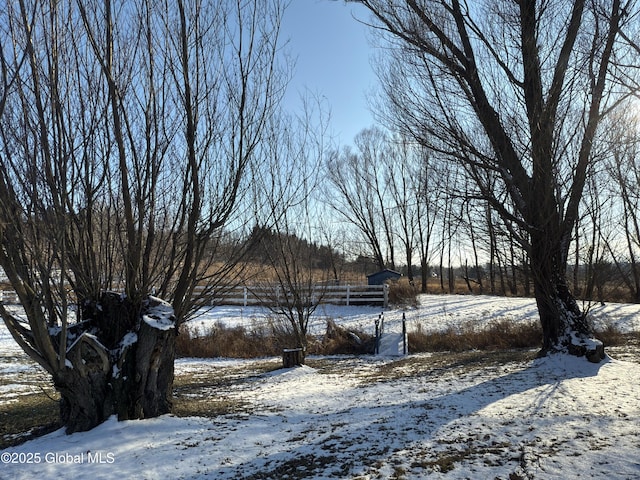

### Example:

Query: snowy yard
xmin=1 ymin=294 xmax=640 ymax=479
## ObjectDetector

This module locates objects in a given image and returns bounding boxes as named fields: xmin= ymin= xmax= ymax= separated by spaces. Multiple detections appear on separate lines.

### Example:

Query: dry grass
xmin=605 ymin=333 xmax=640 ymax=362
xmin=212 ymin=261 xmax=367 ymax=287
xmin=387 ymin=278 xmax=420 ymax=306
xmin=178 ymin=311 xmax=636 ymax=360
xmin=320 ymin=319 xmax=374 ymax=355
xmin=176 ymin=319 xmax=375 ymax=358
xmin=593 ymin=321 xmax=632 ymax=347
xmin=176 ymin=320 xmax=298 ymax=358
xmin=420 ymin=277 xmax=482 ymax=295
xmin=173 ymin=370 xmax=259 ymax=418
xmin=408 ymin=319 xmax=543 ymax=353
xmin=408 ymin=317 xmax=635 ymax=354
xmin=362 ymin=349 xmax=538 ymax=385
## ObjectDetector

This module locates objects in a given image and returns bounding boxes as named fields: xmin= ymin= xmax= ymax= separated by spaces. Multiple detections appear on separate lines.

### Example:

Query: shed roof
xmin=366 ymin=268 xmax=402 ymax=278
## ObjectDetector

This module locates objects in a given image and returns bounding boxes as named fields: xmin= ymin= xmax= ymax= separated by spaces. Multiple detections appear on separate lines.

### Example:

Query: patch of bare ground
xmin=0 ymin=392 xmax=61 ymax=449
xmin=361 ymin=349 xmax=539 ymax=384
xmin=173 ymin=359 xmax=282 ymax=418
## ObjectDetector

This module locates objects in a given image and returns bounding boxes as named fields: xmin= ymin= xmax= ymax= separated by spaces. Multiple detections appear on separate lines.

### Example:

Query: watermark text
xmin=2 ymin=451 xmax=115 ymax=465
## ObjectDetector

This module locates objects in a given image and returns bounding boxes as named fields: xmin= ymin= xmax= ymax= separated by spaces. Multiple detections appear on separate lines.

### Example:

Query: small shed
xmin=367 ymin=269 xmax=402 ymax=286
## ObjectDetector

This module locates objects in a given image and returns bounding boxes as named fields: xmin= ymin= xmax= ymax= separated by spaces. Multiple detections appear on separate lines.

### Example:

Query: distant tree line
xmin=246 ymin=226 xmax=344 ymax=275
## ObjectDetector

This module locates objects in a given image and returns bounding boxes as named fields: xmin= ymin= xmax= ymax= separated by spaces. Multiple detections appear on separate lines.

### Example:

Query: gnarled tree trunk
xmin=53 ymin=294 xmax=176 ymax=433
xmin=530 ymin=232 xmax=605 ymax=363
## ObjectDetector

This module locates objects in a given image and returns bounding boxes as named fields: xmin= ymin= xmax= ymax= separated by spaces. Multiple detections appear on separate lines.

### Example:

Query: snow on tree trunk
xmin=54 ymin=293 xmax=176 ymax=433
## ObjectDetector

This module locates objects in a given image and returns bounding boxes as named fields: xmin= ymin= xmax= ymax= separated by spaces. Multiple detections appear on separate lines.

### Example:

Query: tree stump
xmin=57 ymin=294 xmax=176 ymax=433
xmin=282 ymin=348 xmax=304 ymax=368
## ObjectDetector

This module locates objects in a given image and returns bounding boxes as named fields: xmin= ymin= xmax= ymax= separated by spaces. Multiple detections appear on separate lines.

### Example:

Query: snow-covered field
xmin=188 ymin=293 xmax=640 ymax=336
xmin=1 ymin=294 xmax=640 ymax=479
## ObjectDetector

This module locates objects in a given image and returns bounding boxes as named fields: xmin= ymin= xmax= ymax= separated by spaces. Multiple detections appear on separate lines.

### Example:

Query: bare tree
xmin=373 ymin=55 xmax=448 ymax=293
xmin=413 ymin=148 xmax=447 ymax=292
xmin=350 ymin=0 xmax=639 ymax=361
xmin=0 ymin=0 xmax=289 ymax=432
xmin=603 ymin=108 xmax=640 ymax=302
xmin=383 ymin=136 xmax=420 ymax=283
xmin=325 ymin=134 xmax=389 ymax=270
xmin=250 ymin=99 xmax=329 ymax=355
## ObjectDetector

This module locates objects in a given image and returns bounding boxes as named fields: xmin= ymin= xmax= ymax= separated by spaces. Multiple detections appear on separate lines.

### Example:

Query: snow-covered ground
xmin=186 ymin=293 xmax=640 ymax=336
xmin=1 ymin=294 xmax=640 ymax=479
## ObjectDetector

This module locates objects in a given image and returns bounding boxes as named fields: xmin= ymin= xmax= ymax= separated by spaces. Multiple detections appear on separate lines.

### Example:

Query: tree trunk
xmin=405 ymin=247 xmax=414 ymax=284
xmin=448 ymin=265 xmax=455 ymax=293
xmin=55 ymin=360 xmax=111 ymax=434
xmin=530 ymin=234 xmax=605 ymax=363
xmin=420 ymin=259 xmax=429 ymax=294
xmin=54 ymin=293 xmax=176 ymax=433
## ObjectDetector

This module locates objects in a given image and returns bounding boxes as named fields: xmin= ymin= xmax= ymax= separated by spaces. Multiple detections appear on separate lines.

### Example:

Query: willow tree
xmin=351 ymin=0 xmax=639 ymax=361
xmin=0 ymin=0 xmax=289 ymax=432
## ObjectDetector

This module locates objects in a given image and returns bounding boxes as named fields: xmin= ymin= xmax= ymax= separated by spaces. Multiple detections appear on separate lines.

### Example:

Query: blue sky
xmin=281 ymin=1 xmax=376 ymax=146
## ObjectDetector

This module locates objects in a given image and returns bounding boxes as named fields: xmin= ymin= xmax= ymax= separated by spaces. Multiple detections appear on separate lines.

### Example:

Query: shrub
xmin=593 ymin=320 xmax=629 ymax=347
xmin=320 ymin=319 xmax=374 ymax=355
xmin=387 ymin=278 xmax=419 ymax=306
xmin=407 ymin=317 xmax=633 ymax=353
xmin=176 ymin=322 xmax=284 ymax=358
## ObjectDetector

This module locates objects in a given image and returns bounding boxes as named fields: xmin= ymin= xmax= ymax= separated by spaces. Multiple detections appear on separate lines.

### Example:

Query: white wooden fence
xmin=195 ymin=284 xmax=389 ymax=308
xmin=0 ymin=284 xmax=389 ymax=308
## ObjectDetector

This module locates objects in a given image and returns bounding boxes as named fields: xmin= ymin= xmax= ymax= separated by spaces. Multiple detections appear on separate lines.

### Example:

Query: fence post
xmin=374 ymin=315 xmax=380 ymax=354
xmin=243 ymin=286 xmax=248 ymax=307
xmin=383 ymin=284 xmax=389 ymax=308
xmin=346 ymin=285 xmax=351 ymax=306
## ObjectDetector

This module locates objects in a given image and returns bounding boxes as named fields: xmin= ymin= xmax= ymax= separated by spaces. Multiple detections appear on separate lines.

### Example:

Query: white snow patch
xmin=142 ymin=297 xmax=175 ymax=331
xmin=142 ymin=313 xmax=175 ymax=331
xmin=66 ymin=332 xmax=107 ymax=354
xmin=2 ymin=353 xmax=639 ymax=479
xmin=569 ymin=330 xmax=604 ymax=350
xmin=119 ymin=332 xmax=138 ymax=348
xmin=377 ymin=332 xmax=407 ymax=356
